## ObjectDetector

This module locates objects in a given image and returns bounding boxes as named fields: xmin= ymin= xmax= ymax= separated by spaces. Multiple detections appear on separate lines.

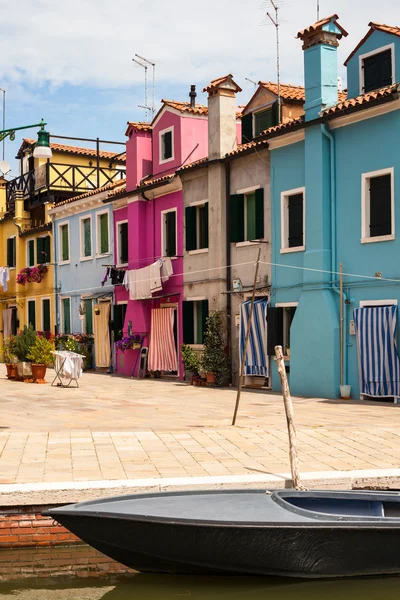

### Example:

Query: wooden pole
xmin=232 ymin=248 xmax=261 ymax=426
xmin=274 ymin=345 xmax=303 ymax=490
xmin=339 ymin=262 xmax=343 ymax=387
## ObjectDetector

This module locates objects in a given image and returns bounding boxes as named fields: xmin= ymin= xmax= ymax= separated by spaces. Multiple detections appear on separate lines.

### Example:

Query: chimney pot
xmin=189 ymin=85 xmax=197 ymax=108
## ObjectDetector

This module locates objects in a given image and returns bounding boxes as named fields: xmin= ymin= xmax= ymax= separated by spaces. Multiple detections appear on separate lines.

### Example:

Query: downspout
xmin=321 ymin=123 xmax=348 ymax=388
xmin=225 ymin=159 xmax=232 ymax=377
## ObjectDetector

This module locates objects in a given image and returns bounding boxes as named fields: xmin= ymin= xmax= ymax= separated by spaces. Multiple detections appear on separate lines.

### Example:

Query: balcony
xmin=6 ymin=162 xmax=126 ymax=212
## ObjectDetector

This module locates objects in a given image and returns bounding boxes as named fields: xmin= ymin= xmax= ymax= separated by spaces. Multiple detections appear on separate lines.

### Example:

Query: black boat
xmin=45 ymin=489 xmax=400 ymax=578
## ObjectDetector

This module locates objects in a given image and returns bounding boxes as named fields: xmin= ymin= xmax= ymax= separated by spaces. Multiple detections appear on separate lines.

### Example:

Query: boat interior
xmin=281 ymin=495 xmax=400 ymax=518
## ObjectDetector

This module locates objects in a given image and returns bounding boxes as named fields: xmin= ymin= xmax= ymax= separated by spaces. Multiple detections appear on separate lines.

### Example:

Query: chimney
xmin=189 ymin=85 xmax=197 ymax=108
xmin=203 ymin=75 xmax=242 ymax=160
xmin=296 ymin=14 xmax=348 ymax=121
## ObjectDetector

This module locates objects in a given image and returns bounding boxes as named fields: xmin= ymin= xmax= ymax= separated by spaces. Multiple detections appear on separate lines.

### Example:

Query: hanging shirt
xmin=160 ymin=257 xmax=173 ymax=283
xmin=0 ymin=267 xmax=10 ymax=292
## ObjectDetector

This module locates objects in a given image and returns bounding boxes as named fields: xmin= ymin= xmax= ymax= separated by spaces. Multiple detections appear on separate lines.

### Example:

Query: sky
xmin=0 ymin=0 xmax=398 ymax=175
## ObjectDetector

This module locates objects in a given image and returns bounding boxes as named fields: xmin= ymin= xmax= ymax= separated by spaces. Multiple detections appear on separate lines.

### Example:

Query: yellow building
xmin=0 ymin=140 xmax=125 ymax=352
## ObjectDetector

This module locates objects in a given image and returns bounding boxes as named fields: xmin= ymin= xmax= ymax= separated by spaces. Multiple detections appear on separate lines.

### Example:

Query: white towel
xmin=150 ymin=260 xmax=162 ymax=293
xmin=136 ymin=266 xmax=151 ymax=299
xmin=160 ymin=257 xmax=173 ymax=282
xmin=126 ymin=270 xmax=137 ymax=300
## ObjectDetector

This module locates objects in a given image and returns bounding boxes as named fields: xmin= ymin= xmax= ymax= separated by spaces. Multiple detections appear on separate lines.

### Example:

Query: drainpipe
xmin=225 ymin=159 xmax=232 ymax=376
xmin=321 ymin=123 xmax=348 ymax=387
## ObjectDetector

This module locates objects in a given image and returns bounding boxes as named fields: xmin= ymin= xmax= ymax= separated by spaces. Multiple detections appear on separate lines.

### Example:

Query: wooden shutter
xmin=241 ymin=113 xmax=253 ymax=144
xmin=11 ymin=307 xmax=17 ymax=336
xmin=42 ymin=299 xmax=51 ymax=332
xmin=203 ymin=203 xmax=209 ymax=249
xmin=62 ymin=225 xmax=69 ymax=261
xmin=200 ymin=299 xmax=209 ymax=344
xmin=185 ymin=206 xmax=197 ymax=251
xmin=44 ymin=235 xmax=51 ymax=263
xmin=369 ymin=174 xmax=391 ymax=237
xmin=183 ymin=301 xmax=194 ymax=344
xmin=85 ymin=299 xmax=93 ymax=335
xmin=255 ymin=188 xmax=264 ymax=239
xmin=28 ymin=301 xmax=36 ymax=330
xmin=363 ymin=49 xmax=392 ymax=93
xmin=164 ymin=131 xmax=172 ymax=159
xmin=7 ymin=238 xmax=15 ymax=268
xmin=83 ymin=219 xmax=91 ymax=256
xmin=166 ymin=212 xmax=176 ymax=256
xmin=120 ymin=222 xmax=128 ymax=263
xmin=100 ymin=214 xmax=109 ymax=254
xmin=254 ymin=108 xmax=274 ymax=136
xmin=28 ymin=240 xmax=35 ymax=266
xmin=267 ymin=307 xmax=284 ymax=356
xmin=230 ymin=194 xmax=245 ymax=242
xmin=113 ymin=304 xmax=126 ymax=341
xmin=288 ymin=193 xmax=303 ymax=248
xmin=63 ymin=298 xmax=71 ymax=334
xmin=37 ymin=237 xmax=44 ymax=264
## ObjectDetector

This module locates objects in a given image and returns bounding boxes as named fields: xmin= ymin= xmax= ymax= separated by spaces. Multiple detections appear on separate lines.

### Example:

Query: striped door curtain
xmin=239 ymin=299 xmax=268 ymax=376
xmin=353 ymin=306 xmax=400 ymax=398
xmin=148 ymin=308 xmax=178 ymax=373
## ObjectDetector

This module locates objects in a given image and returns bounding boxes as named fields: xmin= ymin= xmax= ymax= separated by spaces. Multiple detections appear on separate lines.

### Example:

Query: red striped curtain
xmin=148 ymin=308 xmax=178 ymax=372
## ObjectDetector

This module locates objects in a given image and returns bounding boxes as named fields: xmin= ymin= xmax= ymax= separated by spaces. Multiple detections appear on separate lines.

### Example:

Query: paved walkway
xmin=1 ymin=367 xmax=400 ymax=485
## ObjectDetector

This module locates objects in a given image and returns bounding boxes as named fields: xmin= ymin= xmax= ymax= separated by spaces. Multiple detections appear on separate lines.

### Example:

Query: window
xmin=80 ymin=217 xmax=92 ymax=259
xmin=254 ymin=103 xmax=279 ymax=137
xmin=10 ymin=307 xmax=18 ymax=336
xmin=267 ymin=304 xmax=297 ymax=357
xmin=27 ymin=239 xmax=35 ymax=267
xmin=37 ymin=236 xmax=51 ymax=264
xmin=281 ymin=188 xmax=305 ymax=252
xmin=361 ymin=168 xmax=394 ymax=243
xmin=59 ymin=223 xmax=69 ymax=263
xmin=361 ymin=45 xmax=393 ymax=94
xmin=230 ymin=188 xmax=264 ymax=243
xmin=117 ymin=221 xmax=128 ymax=265
xmin=183 ymin=299 xmax=209 ymax=345
xmin=61 ymin=297 xmax=71 ymax=334
xmin=97 ymin=212 xmax=109 ymax=256
xmin=113 ymin=303 xmax=127 ymax=342
xmin=27 ymin=300 xmax=36 ymax=330
xmin=7 ymin=237 xmax=16 ymax=268
xmin=42 ymin=298 xmax=51 ymax=332
xmin=185 ymin=203 xmax=209 ymax=251
xmin=159 ymin=127 xmax=174 ymax=163
xmin=84 ymin=299 xmax=93 ymax=335
xmin=163 ymin=210 xmax=177 ymax=257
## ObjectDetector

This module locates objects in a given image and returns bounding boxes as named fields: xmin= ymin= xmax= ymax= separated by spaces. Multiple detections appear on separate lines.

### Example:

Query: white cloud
xmin=0 ymin=0 xmax=399 ymax=97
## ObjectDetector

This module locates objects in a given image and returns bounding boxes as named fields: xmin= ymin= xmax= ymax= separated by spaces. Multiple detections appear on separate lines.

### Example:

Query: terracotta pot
xmin=206 ymin=372 xmax=216 ymax=384
xmin=6 ymin=364 xmax=17 ymax=380
xmin=31 ymin=364 xmax=47 ymax=383
xmin=191 ymin=374 xmax=200 ymax=385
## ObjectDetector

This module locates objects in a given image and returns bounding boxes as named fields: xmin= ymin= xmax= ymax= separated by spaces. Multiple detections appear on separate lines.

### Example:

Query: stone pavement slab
xmin=1 ymin=366 xmax=400 ymax=485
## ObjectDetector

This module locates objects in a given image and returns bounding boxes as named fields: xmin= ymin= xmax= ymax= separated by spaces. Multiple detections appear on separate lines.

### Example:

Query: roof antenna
xmin=245 ymin=77 xmax=258 ymax=87
xmin=135 ymin=54 xmax=156 ymax=119
xmin=266 ymin=0 xmax=281 ymax=124
xmin=317 ymin=0 xmax=320 ymax=20
xmin=132 ymin=54 xmax=156 ymax=121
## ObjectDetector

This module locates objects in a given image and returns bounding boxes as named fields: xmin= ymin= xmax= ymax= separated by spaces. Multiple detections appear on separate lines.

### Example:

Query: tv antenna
xmin=317 ymin=0 xmax=320 ymax=20
xmin=245 ymin=77 xmax=258 ymax=87
xmin=132 ymin=54 xmax=156 ymax=122
xmin=266 ymin=0 xmax=281 ymax=124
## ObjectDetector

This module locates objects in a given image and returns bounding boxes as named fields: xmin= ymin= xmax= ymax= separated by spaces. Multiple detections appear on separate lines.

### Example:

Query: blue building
xmin=49 ymin=186 xmax=118 ymax=368
xmin=266 ymin=16 xmax=400 ymax=400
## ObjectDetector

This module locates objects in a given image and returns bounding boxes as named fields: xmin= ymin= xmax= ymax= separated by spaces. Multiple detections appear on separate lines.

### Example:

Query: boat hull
xmin=54 ymin=512 xmax=400 ymax=578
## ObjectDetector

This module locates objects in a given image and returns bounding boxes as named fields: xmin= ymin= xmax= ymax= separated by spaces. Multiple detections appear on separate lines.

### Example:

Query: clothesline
xmin=124 ymin=257 xmax=173 ymax=300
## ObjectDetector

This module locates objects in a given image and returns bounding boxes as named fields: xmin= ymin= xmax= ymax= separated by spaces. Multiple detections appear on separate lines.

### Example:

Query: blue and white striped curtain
xmin=353 ymin=306 xmax=400 ymax=398
xmin=239 ymin=299 xmax=268 ymax=377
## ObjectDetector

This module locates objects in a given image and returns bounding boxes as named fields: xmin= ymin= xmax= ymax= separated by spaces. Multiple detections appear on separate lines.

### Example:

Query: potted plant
xmin=14 ymin=325 xmax=37 ymax=379
xmin=181 ymin=344 xmax=201 ymax=384
xmin=201 ymin=311 xmax=230 ymax=386
xmin=2 ymin=336 xmax=18 ymax=379
xmin=27 ymin=336 xmax=54 ymax=383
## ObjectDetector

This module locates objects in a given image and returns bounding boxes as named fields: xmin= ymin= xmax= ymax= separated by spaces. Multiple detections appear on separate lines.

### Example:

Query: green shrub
xmin=201 ymin=311 xmax=230 ymax=386
xmin=14 ymin=325 xmax=37 ymax=362
xmin=181 ymin=344 xmax=201 ymax=376
xmin=27 ymin=337 xmax=54 ymax=365
xmin=2 ymin=336 xmax=18 ymax=364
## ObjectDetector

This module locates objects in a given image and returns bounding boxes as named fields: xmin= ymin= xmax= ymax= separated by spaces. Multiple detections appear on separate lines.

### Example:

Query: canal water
xmin=1 ymin=545 xmax=400 ymax=599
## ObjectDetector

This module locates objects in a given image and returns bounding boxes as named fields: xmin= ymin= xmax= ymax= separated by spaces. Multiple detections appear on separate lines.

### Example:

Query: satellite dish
xmin=0 ymin=160 xmax=11 ymax=175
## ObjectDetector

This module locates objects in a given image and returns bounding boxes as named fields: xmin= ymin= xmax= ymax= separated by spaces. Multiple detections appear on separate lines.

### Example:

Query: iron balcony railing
xmin=6 ymin=162 xmax=126 ymax=211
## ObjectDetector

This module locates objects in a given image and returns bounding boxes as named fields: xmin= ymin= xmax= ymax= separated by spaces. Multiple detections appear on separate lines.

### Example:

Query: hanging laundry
xmin=160 ymin=257 xmax=173 ymax=282
xmin=239 ymin=298 xmax=268 ymax=377
xmin=110 ymin=268 xmax=125 ymax=285
xmin=0 ymin=267 xmax=10 ymax=292
xmin=136 ymin=266 xmax=152 ymax=299
xmin=125 ymin=258 xmax=174 ymax=300
xmin=2 ymin=308 xmax=12 ymax=338
xmin=101 ymin=268 xmax=110 ymax=287
xmin=150 ymin=260 xmax=162 ymax=293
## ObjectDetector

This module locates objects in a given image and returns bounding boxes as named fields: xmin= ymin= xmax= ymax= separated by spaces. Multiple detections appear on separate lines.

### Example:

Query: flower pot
xmin=340 ymin=384 xmax=351 ymax=399
xmin=206 ymin=372 xmax=216 ymax=384
xmin=17 ymin=361 xmax=32 ymax=379
xmin=31 ymin=364 xmax=47 ymax=383
xmin=191 ymin=374 xmax=200 ymax=385
xmin=6 ymin=364 xmax=17 ymax=380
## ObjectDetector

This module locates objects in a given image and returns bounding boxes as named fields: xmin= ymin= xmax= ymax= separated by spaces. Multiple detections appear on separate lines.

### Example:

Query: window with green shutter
xmin=246 ymin=193 xmax=257 ymax=241
xmin=60 ymin=224 xmax=69 ymax=262
xmin=81 ymin=218 xmax=92 ymax=257
xmin=183 ymin=300 xmax=208 ymax=345
xmin=185 ymin=203 xmax=209 ymax=251
xmin=164 ymin=211 xmax=176 ymax=257
xmin=254 ymin=103 xmax=279 ymax=136
xmin=161 ymin=130 xmax=173 ymax=161
xmin=231 ymin=190 xmax=264 ymax=243
xmin=37 ymin=236 xmax=50 ymax=264
xmin=42 ymin=299 xmax=51 ymax=332
xmin=230 ymin=194 xmax=245 ymax=243
xmin=27 ymin=239 xmax=35 ymax=267
xmin=98 ymin=213 xmax=109 ymax=255
xmin=28 ymin=300 xmax=36 ymax=330
xmin=62 ymin=298 xmax=71 ymax=334
xmin=7 ymin=237 xmax=16 ymax=268
xmin=118 ymin=222 xmax=128 ymax=264
xmin=241 ymin=113 xmax=253 ymax=144
xmin=85 ymin=299 xmax=93 ymax=335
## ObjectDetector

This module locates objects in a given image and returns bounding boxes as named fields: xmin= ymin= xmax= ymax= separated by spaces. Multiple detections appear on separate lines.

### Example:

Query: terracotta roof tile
xmin=344 ymin=22 xmax=400 ymax=66
xmin=297 ymin=14 xmax=348 ymax=39
xmin=17 ymin=139 xmax=126 ymax=161
xmin=56 ymin=178 xmax=126 ymax=207
xmin=322 ymin=84 xmax=399 ymax=116
xmin=142 ymin=173 xmax=176 ymax=187
xmin=177 ymin=157 xmax=209 ymax=172
xmin=125 ymin=122 xmax=152 ymax=136
xmin=108 ymin=183 xmax=127 ymax=198
xmin=259 ymin=81 xmax=306 ymax=102
xmin=260 ymin=117 xmax=305 ymax=137
xmin=19 ymin=223 xmax=52 ymax=238
xmin=226 ymin=139 xmax=269 ymax=157
xmin=161 ymin=100 xmax=208 ymax=116
xmin=202 ymin=74 xmax=242 ymax=94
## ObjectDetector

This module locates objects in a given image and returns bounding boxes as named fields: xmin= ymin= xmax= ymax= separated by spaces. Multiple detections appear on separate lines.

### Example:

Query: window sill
xmin=58 ymin=261 xmax=70 ymax=266
xmin=280 ymin=246 xmax=305 ymax=254
xmin=8 ymin=266 xmax=16 ymax=270
xmin=96 ymin=252 xmax=111 ymax=258
xmin=80 ymin=256 xmax=93 ymax=262
xmin=159 ymin=157 xmax=174 ymax=166
xmin=117 ymin=263 xmax=128 ymax=269
xmin=188 ymin=248 xmax=209 ymax=255
xmin=361 ymin=234 xmax=395 ymax=244
xmin=236 ymin=240 xmax=260 ymax=248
